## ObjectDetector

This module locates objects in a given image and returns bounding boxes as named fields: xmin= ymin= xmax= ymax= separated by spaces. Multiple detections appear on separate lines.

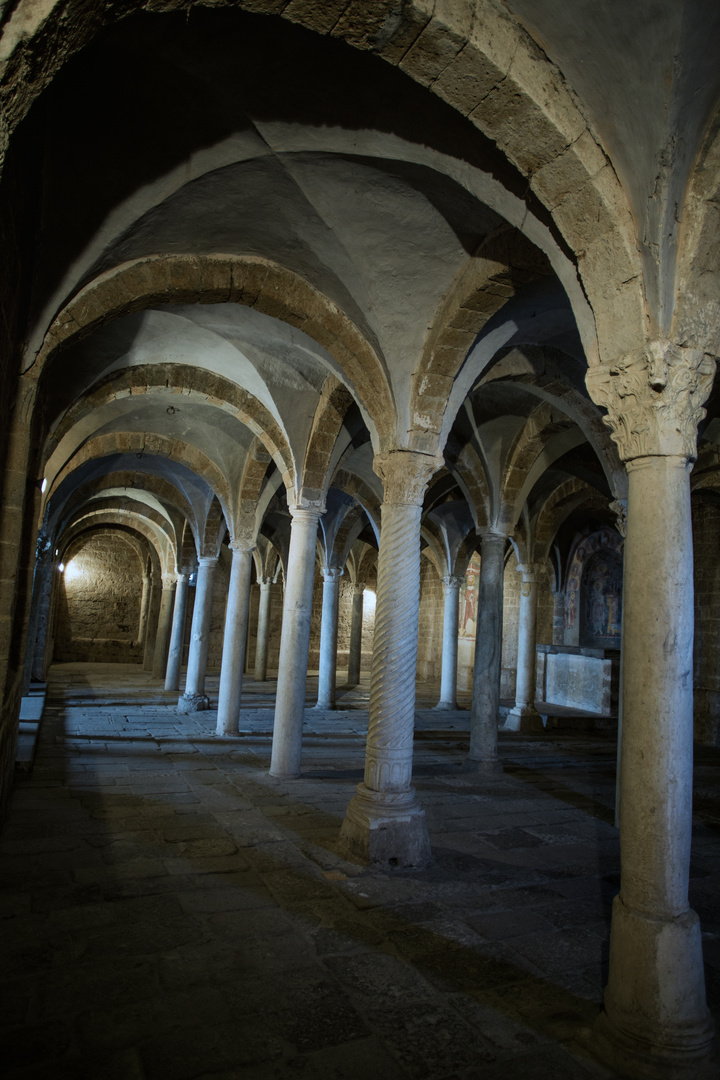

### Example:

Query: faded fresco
xmin=458 ymin=553 xmax=481 ymax=639
xmin=580 ymin=550 xmax=623 ymax=646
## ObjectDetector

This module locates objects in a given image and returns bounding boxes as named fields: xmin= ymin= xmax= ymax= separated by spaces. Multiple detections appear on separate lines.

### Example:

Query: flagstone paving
xmin=1 ymin=663 xmax=718 ymax=1079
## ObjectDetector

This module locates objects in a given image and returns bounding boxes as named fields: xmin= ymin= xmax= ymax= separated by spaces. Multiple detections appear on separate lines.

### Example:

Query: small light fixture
xmin=40 ymin=477 xmax=47 ymax=493
xmin=58 ymin=562 xmax=65 ymax=573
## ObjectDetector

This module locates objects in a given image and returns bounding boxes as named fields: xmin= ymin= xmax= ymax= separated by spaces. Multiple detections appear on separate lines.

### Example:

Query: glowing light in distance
xmin=58 ymin=563 xmax=65 ymax=573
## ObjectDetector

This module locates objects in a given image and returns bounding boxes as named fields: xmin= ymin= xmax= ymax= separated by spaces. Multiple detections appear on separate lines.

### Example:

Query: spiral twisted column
xmin=340 ymin=449 xmax=442 ymax=868
xmin=346 ymin=583 xmax=365 ymax=686
xmin=178 ymin=556 xmax=217 ymax=712
xmin=436 ymin=575 xmax=462 ymax=709
xmin=253 ymin=578 xmax=273 ymax=681
xmin=467 ymin=531 xmax=507 ymax=771
xmin=216 ymin=540 xmax=255 ymax=736
xmin=505 ymin=563 xmax=543 ymax=732
xmin=315 ymin=566 xmax=343 ymax=709
xmin=152 ymin=575 xmax=177 ymax=679
xmin=164 ymin=572 xmax=189 ymax=691
xmin=270 ymin=504 xmax=323 ymax=777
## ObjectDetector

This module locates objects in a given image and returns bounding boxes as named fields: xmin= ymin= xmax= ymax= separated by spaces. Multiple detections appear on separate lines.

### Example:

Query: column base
xmin=177 ymin=693 xmax=210 ymax=713
xmin=504 ymin=705 xmax=544 ymax=733
xmin=590 ymin=897 xmax=715 ymax=1079
xmin=314 ymin=701 xmax=336 ymax=711
xmin=434 ymin=700 xmax=457 ymax=711
xmin=339 ymin=784 xmax=431 ymax=869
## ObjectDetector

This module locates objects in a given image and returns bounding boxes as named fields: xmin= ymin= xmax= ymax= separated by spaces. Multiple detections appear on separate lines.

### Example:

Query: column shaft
xmin=593 ymin=456 xmax=713 ymax=1077
xmin=316 ymin=568 xmax=342 ymax=709
xmin=505 ymin=566 xmax=543 ymax=732
xmin=346 ymin=585 xmax=364 ymax=686
xmin=253 ymin=580 xmax=272 ymax=681
xmin=164 ymin=573 xmax=189 ymax=691
xmin=436 ymin=576 xmax=461 ymax=709
xmin=142 ymin=578 xmax=160 ymax=671
xmin=137 ymin=574 xmax=151 ymax=647
xmin=152 ymin=578 xmax=176 ymax=679
xmin=179 ymin=557 xmax=216 ymax=711
xmin=468 ymin=534 xmax=505 ymax=769
xmin=270 ymin=507 xmax=321 ymax=777
xmin=552 ymin=588 xmax=565 ymax=645
xmin=216 ymin=544 xmax=255 ymax=736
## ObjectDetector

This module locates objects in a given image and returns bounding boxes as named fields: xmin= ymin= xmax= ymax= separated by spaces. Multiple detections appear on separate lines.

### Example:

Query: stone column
xmin=436 ymin=575 xmax=462 ymax=709
xmin=151 ymin=575 xmax=176 ymax=679
xmin=164 ymin=572 xmax=189 ymax=691
xmin=216 ymin=541 xmax=255 ymax=736
xmin=467 ymin=531 xmax=506 ymax=771
xmin=315 ymin=566 xmax=342 ymax=709
xmin=178 ymin=556 xmax=217 ymax=712
xmin=586 ymin=345 xmax=715 ymax=1077
xmin=552 ymin=587 xmax=565 ymax=645
xmin=505 ymin=564 xmax=543 ymax=732
xmin=253 ymin=578 xmax=273 ymax=681
xmin=142 ymin=576 xmax=161 ymax=671
xmin=23 ymin=534 xmax=54 ymax=688
xmin=137 ymin=573 xmax=151 ymax=647
xmin=269 ymin=505 xmax=322 ymax=777
xmin=340 ymin=450 xmax=441 ymax=868
xmin=346 ymin=583 xmax=365 ymax=686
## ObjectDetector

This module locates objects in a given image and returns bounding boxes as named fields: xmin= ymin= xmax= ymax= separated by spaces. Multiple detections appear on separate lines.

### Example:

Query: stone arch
xmin=534 ymin=477 xmax=610 ymax=566
xmin=31 ymin=255 xmax=394 ymax=447
xmin=565 ymin=528 xmax=624 ymax=647
xmin=302 ymin=377 xmax=358 ymax=502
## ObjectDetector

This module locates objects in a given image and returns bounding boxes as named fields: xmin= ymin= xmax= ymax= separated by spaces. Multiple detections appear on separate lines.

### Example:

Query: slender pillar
xmin=165 ymin=572 xmax=189 ymax=691
xmin=552 ymin=587 xmax=565 ymax=644
xmin=143 ymin=576 xmax=161 ymax=671
xmin=137 ymin=574 xmax=151 ymax=647
xmin=315 ymin=566 xmax=342 ymax=709
xmin=592 ymin=456 xmax=714 ymax=1077
xmin=216 ymin=541 xmax=255 ymax=736
xmin=505 ymin=563 xmax=543 ymax=732
xmin=346 ymin=583 xmax=365 ymax=686
xmin=178 ymin=556 xmax=217 ymax=712
xmin=253 ymin=579 xmax=273 ymax=680
xmin=152 ymin=575 xmax=176 ymax=679
xmin=269 ymin=505 xmax=323 ymax=777
xmin=23 ymin=534 xmax=53 ymax=689
xmin=340 ymin=450 xmax=441 ymax=868
xmin=467 ymin=531 xmax=506 ymax=771
xmin=436 ymin=575 xmax=462 ymax=709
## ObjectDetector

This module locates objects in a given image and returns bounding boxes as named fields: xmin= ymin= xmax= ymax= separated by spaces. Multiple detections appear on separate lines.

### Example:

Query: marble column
xmin=142 ymin=576 xmax=160 ymax=671
xmin=253 ymin=578 xmax=273 ymax=681
xmin=178 ymin=556 xmax=217 ymax=712
xmin=346 ymin=583 xmax=365 ymax=686
xmin=505 ymin=564 xmax=543 ymax=732
xmin=315 ymin=566 xmax=342 ymax=709
xmin=137 ymin=573 xmax=151 ymax=647
xmin=151 ymin=575 xmax=176 ymax=679
xmin=269 ymin=505 xmax=322 ymax=777
xmin=216 ymin=541 xmax=255 ymax=736
xmin=467 ymin=531 xmax=506 ymax=772
xmin=164 ymin=572 xmax=189 ymax=691
xmin=340 ymin=450 xmax=441 ymax=868
xmin=436 ymin=575 xmax=462 ymax=709
xmin=592 ymin=455 xmax=714 ymax=1077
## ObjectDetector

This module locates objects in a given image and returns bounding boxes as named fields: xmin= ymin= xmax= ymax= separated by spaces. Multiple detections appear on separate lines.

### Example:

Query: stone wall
xmin=54 ymin=533 xmax=144 ymax=663
xmin=693 ymin=496 xmax=720 ymax=745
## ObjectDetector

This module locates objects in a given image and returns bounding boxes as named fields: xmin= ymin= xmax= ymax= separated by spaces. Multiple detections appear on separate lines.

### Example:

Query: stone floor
xmin=1 ymin=663 xmax=719 ymax=1079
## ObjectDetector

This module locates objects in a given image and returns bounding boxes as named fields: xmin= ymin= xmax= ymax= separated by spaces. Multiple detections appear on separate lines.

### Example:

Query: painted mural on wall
xmin=459 ymin=553 xmax=481 ymax=639
xmin=565 ymin=529 xmax=623 ymax=648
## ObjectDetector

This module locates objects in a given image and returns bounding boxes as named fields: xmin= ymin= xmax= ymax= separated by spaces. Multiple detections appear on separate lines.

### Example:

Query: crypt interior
xmin=0 ymin=2 xmax=719 ymax=1078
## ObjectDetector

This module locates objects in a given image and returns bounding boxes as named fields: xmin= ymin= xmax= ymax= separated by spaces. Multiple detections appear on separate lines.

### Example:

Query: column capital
xmin=161 ymin=573 xmax=177 ymax=590
xmin=608 ymin=498 xmax=628 ymax=537
xmin=352 ymin=581 xmax=366 ymax=595
xmin=373 ymin=450 xmax=444 ymax=506
xmin=441 ymin=574 xmax=463 ymax=590
xmin=197 ymin=555 xmax=218 ymax=568
xmin=229 ymin=537 xmax=255 ymax=554
xmin=288 ymin=502 xmax=325 ymax=524
xmin=585 ymin=342 xmax=715 ymax=462
xmin=477 ymin=527 xmax=508 ymax=545
xmin=516 ymin=562 xmax=540 ymax=583
xmin=322 ymin=565 xmax=343 ymax=582
xmin=258 ymin=576 xmax=273 ymax=590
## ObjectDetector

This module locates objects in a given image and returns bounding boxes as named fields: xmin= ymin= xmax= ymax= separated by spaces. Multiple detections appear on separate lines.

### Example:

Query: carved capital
xmin=162 ymin=573 xmax=177 ymax=590
xmin=322 ymin=565 xmax=343 ymax=583
xmin=373 ymin=450 xmax=444 ymax=506
xmin=288 ymin=502 xmax=325 ymax=525
xmin=516 ymin=562 xmax=539 ymax=584
xmin=229 ymin=536 xmax=255 ymax=554
xmin=441 ymin=575 xmax=463 ymax=591
xmin=586 ymin=343 xmax=716 ymax=461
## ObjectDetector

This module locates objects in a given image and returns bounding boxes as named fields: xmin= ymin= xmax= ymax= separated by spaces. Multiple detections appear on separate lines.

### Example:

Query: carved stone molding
xmin=585 ymin=343 xmax=716 ymax=461
xmin=373 ymin=450 xmax=444 ymax=506
xmin=609 ymin=498 xmax=628 ymax=537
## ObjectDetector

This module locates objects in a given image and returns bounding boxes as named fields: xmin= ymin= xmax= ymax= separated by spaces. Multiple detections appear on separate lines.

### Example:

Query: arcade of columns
xmin=0 ymin=3 xmax=718 ymax=1078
